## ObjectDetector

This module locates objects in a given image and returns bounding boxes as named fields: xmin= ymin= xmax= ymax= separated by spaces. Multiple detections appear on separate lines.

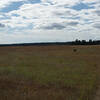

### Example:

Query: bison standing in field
xmin=73 ymin=48 xmax=77 ymax=52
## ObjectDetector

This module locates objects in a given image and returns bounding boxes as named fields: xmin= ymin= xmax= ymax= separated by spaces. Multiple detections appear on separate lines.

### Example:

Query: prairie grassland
xmin=0 ymin=45 xmax=100 ymax=100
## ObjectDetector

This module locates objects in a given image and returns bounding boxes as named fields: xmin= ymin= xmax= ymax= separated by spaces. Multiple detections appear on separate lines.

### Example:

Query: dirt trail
xmin=94 ymin=65 xmax=100 ymax=100
xmin=94 ymin=85 xmax=100 ymax=100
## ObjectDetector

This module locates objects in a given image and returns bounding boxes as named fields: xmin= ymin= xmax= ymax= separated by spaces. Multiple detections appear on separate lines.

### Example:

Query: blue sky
xmin=0 ymin=1 xmax=24 ymax=13
xmin=0 ymin=0 xmax=100 ymax=44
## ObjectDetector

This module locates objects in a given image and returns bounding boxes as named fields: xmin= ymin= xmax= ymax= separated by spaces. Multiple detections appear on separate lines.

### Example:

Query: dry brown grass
xmin=0 ymin=45 xmax=100 ymax=100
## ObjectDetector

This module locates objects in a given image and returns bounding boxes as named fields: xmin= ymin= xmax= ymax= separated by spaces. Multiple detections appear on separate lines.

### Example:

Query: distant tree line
xmin=68 ymin=39 xmax=100 ymax=45
xmin=0 ymin=39 xmax=100 ymax=47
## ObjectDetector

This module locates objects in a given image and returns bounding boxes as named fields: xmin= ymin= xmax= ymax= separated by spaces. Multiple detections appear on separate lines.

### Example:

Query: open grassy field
xmin=0 ymin=45 xmax=100 ymax=100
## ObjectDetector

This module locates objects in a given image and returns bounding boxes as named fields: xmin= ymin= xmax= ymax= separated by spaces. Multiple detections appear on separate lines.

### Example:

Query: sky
xmin=0 ymin=0 xmax=100 ymax=44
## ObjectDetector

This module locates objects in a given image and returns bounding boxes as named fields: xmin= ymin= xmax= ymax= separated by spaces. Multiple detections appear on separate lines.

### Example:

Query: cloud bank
xmin=0 ymin=0 xmax=100 ymax=43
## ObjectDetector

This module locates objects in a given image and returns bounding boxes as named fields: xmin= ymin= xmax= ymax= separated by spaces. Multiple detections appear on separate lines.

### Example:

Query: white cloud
xmin=83 ymin=0 xmax=99 ymax=3
xmin=42 ymin=0 xmax=80 ymax=6
xmin=0 ymin=0 xmax=100 ymax=43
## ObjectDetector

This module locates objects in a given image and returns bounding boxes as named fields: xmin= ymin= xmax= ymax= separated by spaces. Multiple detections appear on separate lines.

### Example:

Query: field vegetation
xmin=0 ymin=45 xmax=100 ymax=100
